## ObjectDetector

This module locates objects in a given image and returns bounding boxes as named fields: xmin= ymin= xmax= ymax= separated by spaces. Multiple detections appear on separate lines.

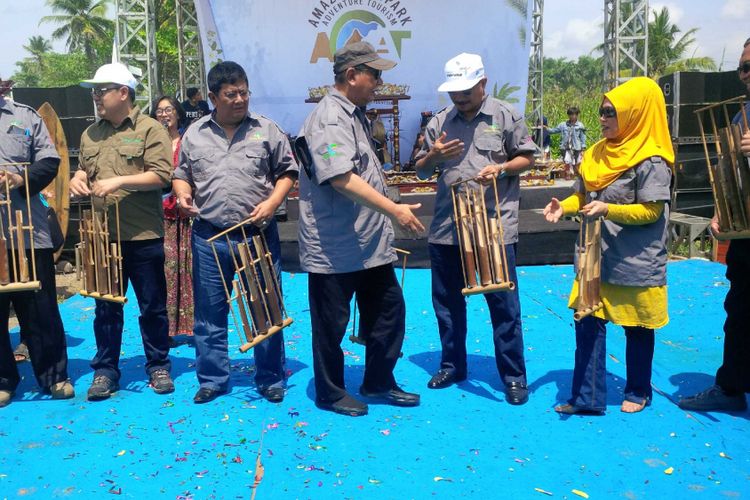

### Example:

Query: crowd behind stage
xmin=0 ymin=38 xmax=748 ymax=420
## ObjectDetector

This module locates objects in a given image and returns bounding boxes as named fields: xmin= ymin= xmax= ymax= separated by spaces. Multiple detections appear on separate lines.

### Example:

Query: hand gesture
xmin=176 ymin=191 xmax=199 ymax=218
xmin=580 ymin=200 xmax=609 ymax=218
xmin=543 ymin=197 xmax=563 ymax=223
xmin=0 ymin=171 xmax=24 ymax=190
xmin=431 ymin=132 xmax=464 ymax=162
xmin=69 ymin=172 xmax=91 ymax=197
xmin=476 ymin=164 xmax=502 ymax=184
xmin=249 ymin=199 xmax=277 ymax=228
xmin=391 ymin=203 xmax=424 ymax=238
xmin=710 ymin=214 xmax=722 ymax=236
xmin=92 ymin=177 xmax=123 ymax=198
xmin=741 ymin=129 xmax=750 ymax=157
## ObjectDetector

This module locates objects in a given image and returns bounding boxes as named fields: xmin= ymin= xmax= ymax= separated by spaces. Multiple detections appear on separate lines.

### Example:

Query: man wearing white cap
xmin=415 ymin=53 xmax=537 ymax=404
xmin=71 ymin=63 xmax=175 ymax=401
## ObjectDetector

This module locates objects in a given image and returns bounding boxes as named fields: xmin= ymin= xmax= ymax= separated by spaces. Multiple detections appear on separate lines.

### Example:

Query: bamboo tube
xmin=470 ymin=190 xmax=492 ymax=286
xmin=253 ymin=235 xmax=283 ymax=327
xmin=14 ymin=210 xmax=28 ymax=282
xmin=456 ymin=193 xmax=478 ymax=287
xmin=233 ymin=279 xmax=256 ymax=341
xmin=237 ymin=243 xmax=269 ymax=335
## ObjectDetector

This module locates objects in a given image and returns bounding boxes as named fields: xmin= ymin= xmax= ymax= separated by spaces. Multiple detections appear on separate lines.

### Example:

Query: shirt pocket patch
xmin=187 ymin=149 xmax=215 ymax=182
xmin=4 ymin=134 xmax=32 ymax=163
xmin=80 ymin=146 xmax=100 ymax=178
xmin=244 ymin=146 xmax=270 ymax=178
xmin=114 ymin=143 xmax=145 ymax=176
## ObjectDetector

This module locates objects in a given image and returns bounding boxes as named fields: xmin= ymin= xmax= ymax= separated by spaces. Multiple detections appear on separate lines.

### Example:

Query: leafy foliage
xmin=40 ymin=0 xmax=113 ymax=70
xmin=647 ymin=7 xmax=715 ymax=78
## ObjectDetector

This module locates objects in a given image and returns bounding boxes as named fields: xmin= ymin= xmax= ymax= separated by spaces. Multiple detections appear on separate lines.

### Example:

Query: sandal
xmin=13 ymin=342 xmax=29 ymax=363
xmin=621 ymin=399 xmax=648 ymax=413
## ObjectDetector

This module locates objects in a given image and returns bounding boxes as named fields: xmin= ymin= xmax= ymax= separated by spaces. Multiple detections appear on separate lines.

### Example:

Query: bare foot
xmin=621 ymin=399 xmax=647 ymax=413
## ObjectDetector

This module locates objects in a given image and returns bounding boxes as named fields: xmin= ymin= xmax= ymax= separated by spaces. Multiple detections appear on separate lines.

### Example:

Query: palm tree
xmin=40 ymin=0 xmax=114 ymax=64
xmin=505 ymin=0 xmax=528 ymax=46
xmin=23 ymin=36 xmax=53 ymax=68
xmin=648 ymin=7 xmax=715 ymax=78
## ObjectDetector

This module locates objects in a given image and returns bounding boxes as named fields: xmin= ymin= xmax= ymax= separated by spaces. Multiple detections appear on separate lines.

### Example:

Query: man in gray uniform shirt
xmin=298 ymin=42 xmax=424 ymax=416
xmin=174 ymin=61 xmax=298 ymax=405
xmin=415 ymin=53 xmax=537 ymax=404
xmin=0 ymin=82 xmax=73 ymax=406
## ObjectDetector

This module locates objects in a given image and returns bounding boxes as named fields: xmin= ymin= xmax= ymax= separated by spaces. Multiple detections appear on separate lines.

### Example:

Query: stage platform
xmin=1 ymin=259 xmax=748 ymax=498
xmin=281 ymin=182 xmax=581 ymax=270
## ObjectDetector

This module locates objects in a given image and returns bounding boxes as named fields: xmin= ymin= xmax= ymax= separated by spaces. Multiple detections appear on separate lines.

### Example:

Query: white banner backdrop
xmin=195 ymin=0 xmax=533 ymax=164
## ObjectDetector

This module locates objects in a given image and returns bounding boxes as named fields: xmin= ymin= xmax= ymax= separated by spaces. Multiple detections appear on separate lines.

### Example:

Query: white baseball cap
xmin=80 ymin=63 xmax=137 ymax=90
xmin=437 ymin=53 xmax=485 ymax=92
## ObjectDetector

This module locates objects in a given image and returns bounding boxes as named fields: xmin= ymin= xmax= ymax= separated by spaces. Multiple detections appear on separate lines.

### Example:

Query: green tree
xmin=23 ymin=36 xmax=53 ymax=69
xmin=648 ymin=7 xmax=715 ymax=78
xmin=13 ymin=52 xmax=94 ymax=87
xmin=41 ymin=0 xmax=114 ymax=68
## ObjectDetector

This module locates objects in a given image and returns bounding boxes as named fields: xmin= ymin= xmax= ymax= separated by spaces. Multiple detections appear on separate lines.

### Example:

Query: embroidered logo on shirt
xmin=322 ymin=143 xmax=339 ymax=160
xmin=484 ymin=124 xmax=500 ymax=133
xmin=121 ymin=137 xmax=144 ymax=144
xmin=250 ymin=132 xmax=265 ymax=141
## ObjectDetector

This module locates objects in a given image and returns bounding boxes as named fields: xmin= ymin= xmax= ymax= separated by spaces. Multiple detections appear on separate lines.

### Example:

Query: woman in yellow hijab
xmin=543 ymin=77 xmax=674 ymax=415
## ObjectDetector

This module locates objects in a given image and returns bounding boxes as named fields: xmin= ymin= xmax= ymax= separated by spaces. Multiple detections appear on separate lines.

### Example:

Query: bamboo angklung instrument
xmin=0 ymin=163 xmax=40 ymax=292
xmin=207 ymin=217 xmax=293 ymax=353
xmin=349 ymin=247 xmax=411 ymax=346
xmin=694 ymin=96 xmax=750 ymax=240
xmin=450 ymin=177 xmax=514 ymax=296
xmin=76 ymin=196 xmax=126 ymax=303
xmin=573 ymin=217 xmax=603 ymax=321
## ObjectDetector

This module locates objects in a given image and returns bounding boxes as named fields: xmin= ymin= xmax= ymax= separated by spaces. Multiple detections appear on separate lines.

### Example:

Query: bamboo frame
xmin=573 ymin=218 xmax=603 ymax=321
xmin=694 ymin=96 xmax=750 ymax=240
xmin=206 ymin=218 xmax=293 ymax=353
xmin=0 ymin=163 xmax=41 ymax=293
xmin=76 ymin=196 xmax=126 ymax=303
xmin=349 ymin=247 xmax=410 ymax=346
xmin=450 ymin=177 xmax=514 ymax=296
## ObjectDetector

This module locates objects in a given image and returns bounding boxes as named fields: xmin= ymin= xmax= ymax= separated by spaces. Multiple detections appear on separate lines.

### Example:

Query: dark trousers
xmin=191 ymin=219 xmax=286 ymax=392
xmin=91 ymin=238 xmax=170 ymax=381
xmin=429 ymin=243 xmax=526 ymax=384
xmin=309 ymin=264 xmax=405 ymax=403
xmin=0 ymin=249 xmax=68 ymax=391
xmin=570 ymin=316 xmax=655 ymax=410
xmin=716 ymin=239 xmax=750 ymax=394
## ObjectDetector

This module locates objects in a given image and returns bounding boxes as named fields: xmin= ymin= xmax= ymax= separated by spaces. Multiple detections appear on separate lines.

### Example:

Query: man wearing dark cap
xmin=298 ymin=41 xmax=424 ymax=416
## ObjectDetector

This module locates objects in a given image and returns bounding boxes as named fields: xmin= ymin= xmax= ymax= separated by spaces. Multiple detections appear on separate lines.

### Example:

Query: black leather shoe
xmin=360 ymin=385 xmax=420 ymax=407
xmin=505 ymin=381 xmax=529 ymax=405
xmin=260 ymin=387 xmax=285 ymax=403
xmin=193 ymin=387 xmax=224 ymax=404
xmin=427 ymin=369 xmax=466 ymax=389
xmin=678 ymin=385 xmax=747 ymax=412
xmin=315 ymin=394 xmax=368 ymax=416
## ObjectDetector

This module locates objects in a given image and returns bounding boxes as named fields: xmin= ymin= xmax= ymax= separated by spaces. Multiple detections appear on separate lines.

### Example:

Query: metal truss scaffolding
xmin=528 ymin=0 xmax=544 ymax=148
xmin=176 ymin=0 xmax=207 ymax=100
xmin=603 ymin=0 xmax=649 ymax=90
xmin=115 ymin=0 xmax=158 ymax=109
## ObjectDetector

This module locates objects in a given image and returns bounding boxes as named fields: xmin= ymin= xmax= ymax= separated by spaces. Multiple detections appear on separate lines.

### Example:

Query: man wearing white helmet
xmin=415 ymin=53 xmax=536 ymax=404
xmin=71 ymin=63 xmax=175 ymax=401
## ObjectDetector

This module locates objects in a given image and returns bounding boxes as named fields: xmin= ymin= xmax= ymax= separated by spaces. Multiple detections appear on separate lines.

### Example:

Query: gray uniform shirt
xmin=174 ymin=111 xmax=298 ymax=229
xmin=0 ymin=98 xmax=58 ymax=248
xmin=298 ymin=88 xmax=396 ymax=274
xmin=416 ymin=96 xmax=537 ymax=245
xmin=575 ymin=157 xmax=672 ymax=287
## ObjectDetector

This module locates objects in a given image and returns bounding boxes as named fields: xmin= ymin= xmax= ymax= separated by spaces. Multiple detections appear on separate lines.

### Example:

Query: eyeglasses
xmin=155 ymin=106 xmax=175 ymax=116
xmin=222 ymin=89 xmax=251 ymax=100
xmin=737 ymin=62 xmax=750 ymax=75
xmin=91 ymin=86 xmax=121 ymax=98
xmin=355 ymin=65 xmax=382 ymax=81
xmin=599 ymin=106 xmax=617 ymax=118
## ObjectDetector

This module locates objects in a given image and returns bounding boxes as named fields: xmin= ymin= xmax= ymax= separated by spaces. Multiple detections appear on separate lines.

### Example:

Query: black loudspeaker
xmin=671 ymin=141 xmax=716 ymax=217
xmin=13 ymin=85 xmax=94 ymax=117
xmin=659 ymin=70 xmax=747 ymax=140
xmin=60 ymin=117 xmax=96 ymax=151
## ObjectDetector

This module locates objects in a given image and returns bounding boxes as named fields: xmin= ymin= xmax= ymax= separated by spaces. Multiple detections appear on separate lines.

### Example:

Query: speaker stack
xmin=12 ymin=85 xmax=96 ymax=168
xmin=658 ymin=71 xmax=747 ymax=217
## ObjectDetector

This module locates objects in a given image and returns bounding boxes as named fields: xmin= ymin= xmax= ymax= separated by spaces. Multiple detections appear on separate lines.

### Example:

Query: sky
xmin=1 ymin=0 xmax=748 ymax=80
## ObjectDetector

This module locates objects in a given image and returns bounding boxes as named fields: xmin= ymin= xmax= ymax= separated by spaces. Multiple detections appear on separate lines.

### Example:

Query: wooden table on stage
xmin=305 ymin=94 xmax=411 ymax=169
